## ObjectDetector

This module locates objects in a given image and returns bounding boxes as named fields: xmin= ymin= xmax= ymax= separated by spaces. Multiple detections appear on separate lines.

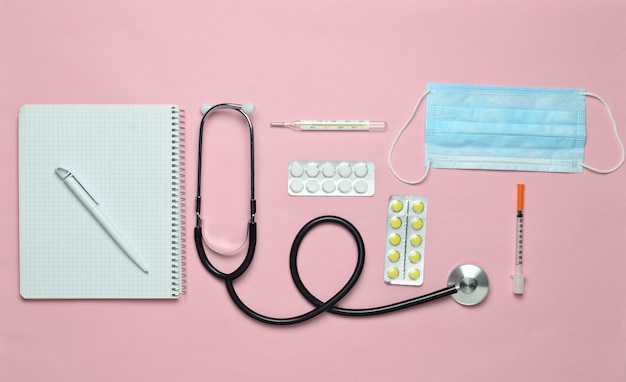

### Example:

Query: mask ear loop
xmin=580 ymin=92 xmax=625 ymax=173
xmin=388 ymin=90 xmax=431 ymax=184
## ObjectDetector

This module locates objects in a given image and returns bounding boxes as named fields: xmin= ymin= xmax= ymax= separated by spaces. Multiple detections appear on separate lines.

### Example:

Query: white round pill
xmin=353 ymin=163 xmax=368 ymax=178
xmin=305 ymin=163 xmax=320 ymax=177
xmin=290 ymin=179 xmax=304 ymax=193
xmin=338 ymin=179 xmax=352 ymax=193
xmin=337 ymin=163 xmax=352 ymax=178
xmin=322 ymin=180 xmax=336 ymax=193
xmin=354 ymin=179 xmax=368 ymax=194
xmin=306 ymin=179 xmax=320 ymax=193
xmin=290 ymin=162 xmax=304 ymax=177
xmin=321 ymin=163 xmax=336 ymax=177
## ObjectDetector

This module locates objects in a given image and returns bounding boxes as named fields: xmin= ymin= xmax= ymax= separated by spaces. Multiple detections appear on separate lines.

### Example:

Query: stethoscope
xmin=195 ymin=102 xmax=490 ymax=325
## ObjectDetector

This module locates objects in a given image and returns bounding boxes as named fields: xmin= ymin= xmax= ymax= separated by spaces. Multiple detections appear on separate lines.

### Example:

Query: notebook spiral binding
xmin=171 ymin=107 xmax=187 ymax=296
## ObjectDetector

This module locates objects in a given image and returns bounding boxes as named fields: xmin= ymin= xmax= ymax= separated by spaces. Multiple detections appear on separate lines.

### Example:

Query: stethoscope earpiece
xmin=200 ymin=103 xmax=212 ymax=114
xmin=241 ymin=102 xmax=255 ymax=114
xmin=201 ymin=102 xmax=255 ymax=115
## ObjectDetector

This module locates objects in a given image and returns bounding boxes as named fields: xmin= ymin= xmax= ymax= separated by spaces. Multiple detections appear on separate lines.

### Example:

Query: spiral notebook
xmin=18 ymin=104 xmax=186 ymax=299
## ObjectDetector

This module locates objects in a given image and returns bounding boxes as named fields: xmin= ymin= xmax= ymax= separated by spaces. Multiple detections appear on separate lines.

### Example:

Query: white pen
xmin=55 ymin=167 xmax=149 ymax=273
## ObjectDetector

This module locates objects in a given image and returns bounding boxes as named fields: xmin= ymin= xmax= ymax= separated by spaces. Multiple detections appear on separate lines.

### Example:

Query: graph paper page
xmin=18 ymin=105 xmax=183 ymax=299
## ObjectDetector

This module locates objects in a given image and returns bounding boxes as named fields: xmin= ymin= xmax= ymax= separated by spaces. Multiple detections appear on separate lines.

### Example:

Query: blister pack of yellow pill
xmin=384 ymin=195 xmax=427 ymax=286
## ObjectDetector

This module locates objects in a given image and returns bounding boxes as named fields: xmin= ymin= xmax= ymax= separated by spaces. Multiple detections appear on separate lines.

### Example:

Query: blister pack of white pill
xmin=288 ymin=160 xmax=375 ymax=196
xmin=384 ymin=195 xmax=428 ymax=286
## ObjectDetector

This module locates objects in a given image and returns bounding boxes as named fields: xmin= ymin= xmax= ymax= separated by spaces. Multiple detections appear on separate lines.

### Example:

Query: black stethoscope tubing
xmin=195 ymin=103 xmax=459 ymax=325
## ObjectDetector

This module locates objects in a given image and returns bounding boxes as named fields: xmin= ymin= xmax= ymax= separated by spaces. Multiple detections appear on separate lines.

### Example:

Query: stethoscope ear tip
xmin=200 ymin=103 xmax=213 ymax=114
xmin=241 ymin=102 xmax=255 ymax=114
xmin=200 ymin=103 xmax=254 ymax=115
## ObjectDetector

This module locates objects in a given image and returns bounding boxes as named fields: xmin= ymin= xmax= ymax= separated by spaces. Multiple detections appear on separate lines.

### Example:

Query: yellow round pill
xmin=408 ymin=268 xmax=421 ymax=280
xmin=391 ymin=199 xmax=404 ymax=212
xmin=387 ymin=267 xmax=400 ymax=279
xmin=389 ymin=233 xmax=402 ymax=246
xmin=411 ymin=218 xmax=424 ymax=231
xmin=409 ymin=234 xmax=422 ymax=247
xmin=387 ymin=250 xmax=401 ymax=263
xmin=412 ymin=201 xmax=425 ymax=214
xmin=408 ymin=251 xmax=421 ymax=263
xmin=390 ymin=216 xmax=402 ymax=229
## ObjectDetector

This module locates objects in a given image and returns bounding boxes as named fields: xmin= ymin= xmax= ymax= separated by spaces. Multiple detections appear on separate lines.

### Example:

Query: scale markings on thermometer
xmin=271 ymin=120 xmax=386 ymax=131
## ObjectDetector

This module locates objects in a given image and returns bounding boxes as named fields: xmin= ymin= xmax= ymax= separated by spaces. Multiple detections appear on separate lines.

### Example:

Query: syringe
xmin=513 ymin=184 xmax=525 ymax=295
xmin=270 ymin=120 xmax=386 ymax=131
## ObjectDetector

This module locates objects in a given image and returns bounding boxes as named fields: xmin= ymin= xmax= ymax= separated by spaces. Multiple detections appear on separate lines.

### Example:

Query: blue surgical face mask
xmin=388 ymin=83 xmax=625 ymax=184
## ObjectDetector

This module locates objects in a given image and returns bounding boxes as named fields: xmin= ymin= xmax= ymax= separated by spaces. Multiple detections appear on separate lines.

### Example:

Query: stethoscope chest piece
xmin=447 ymin=264 xmax=489 ymax=306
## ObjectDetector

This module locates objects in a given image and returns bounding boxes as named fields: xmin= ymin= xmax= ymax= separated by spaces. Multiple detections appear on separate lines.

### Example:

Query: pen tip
xmin=55 ymin=167 xmax=70 ymax=179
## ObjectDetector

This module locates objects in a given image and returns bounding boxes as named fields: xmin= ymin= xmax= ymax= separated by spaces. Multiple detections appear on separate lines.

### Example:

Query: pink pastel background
xmin=2 ymin=1 xmax=626 ymax=381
